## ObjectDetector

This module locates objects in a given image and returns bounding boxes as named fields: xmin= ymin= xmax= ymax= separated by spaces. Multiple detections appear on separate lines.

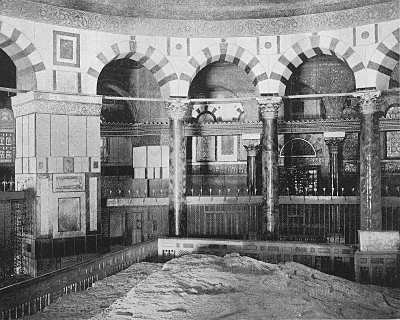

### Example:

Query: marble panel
xmin=68 ymin=116 xmax=87 ymax=156
xmin=36 ymin=113 xmax=51 ymax=157
xmin=51 ymin=114 xmax=68 ymax=157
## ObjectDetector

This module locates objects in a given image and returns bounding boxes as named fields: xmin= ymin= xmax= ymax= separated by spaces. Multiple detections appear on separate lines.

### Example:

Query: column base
xmin=354 ymin=250 xmax=400 ymax=287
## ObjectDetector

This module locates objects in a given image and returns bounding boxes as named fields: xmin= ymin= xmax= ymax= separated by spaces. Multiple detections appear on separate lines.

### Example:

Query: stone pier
xmin=12 ymin=92 xmax=102 ymax=276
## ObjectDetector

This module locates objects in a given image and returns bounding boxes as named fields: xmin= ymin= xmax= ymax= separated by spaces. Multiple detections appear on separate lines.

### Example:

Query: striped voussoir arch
xmin=367 ymin=28 xmax=399 ymax=89
xmin=0 ymin=20 xmax=45 ymax=90
xmin=87 ymin=40 xmax=178 ymax=91
xmin=270 ymin=35 xmax=365 ymax=95
xmin=181 ymin=42 xmax=269 ymax=93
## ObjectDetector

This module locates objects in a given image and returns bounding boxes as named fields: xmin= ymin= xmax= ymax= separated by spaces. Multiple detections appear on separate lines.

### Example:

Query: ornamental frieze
xmin=188 ymin=163 xmax=247 ymax=175
xmin=1 ymin=0 xmax=398 ymax=37
xmin=381 ymin=161 xmax=400 ymax=174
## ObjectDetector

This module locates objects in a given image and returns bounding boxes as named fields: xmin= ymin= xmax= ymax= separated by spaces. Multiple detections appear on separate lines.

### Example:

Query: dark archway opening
xmin=284 ymin=55 xmax=356 ymax=120
xmin=0 ymin=49 xmax=16 ymax=182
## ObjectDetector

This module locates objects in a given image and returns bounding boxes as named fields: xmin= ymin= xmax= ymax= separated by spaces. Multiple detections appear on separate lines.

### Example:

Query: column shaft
xmin=258 ymin=97 xmax=281 ymax=235
xmin=324 ymin=133 xmax=345 ymax=196
xmin=358 ymin=91 xmax=382 ymax=230
xmin=167 ymin=100 xmax=188 ymax=236
xmin=244 ymin=145 xmax=259 ymax=195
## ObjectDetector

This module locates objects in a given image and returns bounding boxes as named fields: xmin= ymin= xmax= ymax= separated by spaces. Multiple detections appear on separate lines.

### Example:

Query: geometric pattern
xmin=180 ymin=41 xmax=269 ymax=94
xmin=0 ymin=20 xmax=45 ymax=90
xmin=367 ymin=28 xmax=399 ymax=89
xmin=87 ymin=40 xmax=178 ymax=93
xmin=270 ymin=35 xmax=366 ymax=95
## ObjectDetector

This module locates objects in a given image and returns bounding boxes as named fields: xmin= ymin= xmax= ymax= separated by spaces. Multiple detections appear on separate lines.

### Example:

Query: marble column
xmin=244 ymin=144 xmax=260 ymax=195
xmin=166 ymin=99 xmax=189 ymax=236
xmin=258 ymin=96 xmax=282 ymax=235
xmin=324 ymin=132 xmax=345 ymax=196
xmin=356 ymin=91 xmax=382 ymax=231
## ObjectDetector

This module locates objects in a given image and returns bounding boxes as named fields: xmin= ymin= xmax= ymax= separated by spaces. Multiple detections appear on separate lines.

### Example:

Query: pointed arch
xmin=270 ymin=35 xmax=366 ymax=95
xmin=180 ymin=41 xmax=269 ymax=95
xmin=367 ymin=28 xmax=399 ymax=90
xmin=87 ymin=40 xmax=178 ymax=98
xmin=0 ymin=20 xmax=45 ymax=90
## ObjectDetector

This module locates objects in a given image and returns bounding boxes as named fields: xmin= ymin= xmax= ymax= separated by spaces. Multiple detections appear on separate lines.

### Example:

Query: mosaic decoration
xmin=58 ymin=197 xmax=81 ymax=232
xmin=385 ymin=104 xmax=400 ymax=119
xmin=0 ymin=109 xmax=13 ymax=121
xmin=385 ymin=105 xmax=400 ymax=158
xmin=382 ymin=161 xmax=400 ymax=173
xmin=217 ymin=136 xmax=238 ymax=161
xmin=270 ymin=35 xmax=365 ymax=95
xmin=195 ymin=136 xmax=216 ymax=162
xmin=53 ymin=30 xmax=80 ymax=67
xmin=0 ymin=133 xmax=13 ymax=163
xmin=386 ymin=131 xmax=400 ymax=158
xmin=343 ymin=133 xmax=359 ymax=160
xmin=343 ymin=161 xmax=359 ymax=173
xmin=184 ymin=42 xmax=268 ymax=93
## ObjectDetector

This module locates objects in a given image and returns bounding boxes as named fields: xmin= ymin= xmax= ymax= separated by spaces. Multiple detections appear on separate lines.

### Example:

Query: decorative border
xmin=0 ymin=19 xmax=45 ymax=90
xmin=100 ymin=118 xmax=400 ymax=137
xmin=53 ymin=30 xmax=80 ymax=67
xmin=1 ymin=0 xmax=398 ymax=37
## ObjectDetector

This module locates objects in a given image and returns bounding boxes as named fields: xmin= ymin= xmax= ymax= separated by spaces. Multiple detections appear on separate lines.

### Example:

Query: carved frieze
xmin=100 ymin=118 xmax=400 ymax=137
xmin=1 ymin=0 xmax=398 ymax=37
xmin=188 ymin=163 xmax=247 ymax=175
xmin=382 ymin=161 xmax=400 ymax=173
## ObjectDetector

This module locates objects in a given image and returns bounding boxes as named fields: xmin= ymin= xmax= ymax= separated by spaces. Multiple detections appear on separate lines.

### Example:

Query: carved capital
xmin=353 ymin=90 xmax=382 ymax=114
xmin=257 ymin=96 xmax=282 ymax=119
xmin=325 ymin=137 xmax=345 ymax=153
xmin=166 ymin=99 xmax=190 ymax=120
xmin=324 ymin=132 xmax=345 ymax=153
xmin=243 ymin=144 xmax=260 ymax=157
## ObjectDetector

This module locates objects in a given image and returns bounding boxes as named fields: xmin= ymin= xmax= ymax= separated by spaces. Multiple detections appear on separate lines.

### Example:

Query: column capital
xmin=166 ymin=99 xmax=190 ymax=120
xmin=257 ymin=96 xmax=282 ymax=119
xmin=353 ymin=90 xmax=382 ymax=114
xmin=323 ymin=132 xmax=345 ymax=150
xmin=243 ymin=144 xmax=261 ymax=157
xmin=324 ymin=137 xmax=344 ymax=153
